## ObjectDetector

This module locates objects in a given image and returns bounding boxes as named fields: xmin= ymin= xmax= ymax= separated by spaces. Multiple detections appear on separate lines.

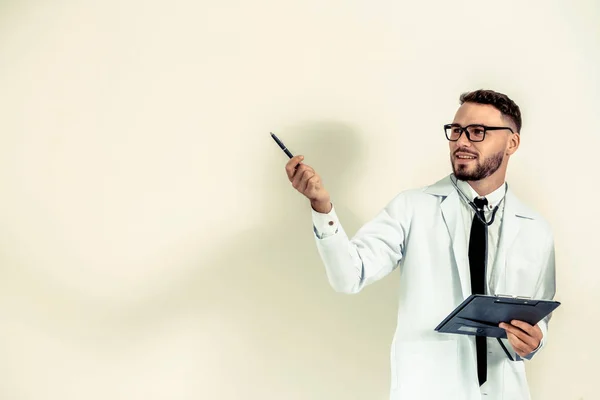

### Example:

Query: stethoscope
xmin=450 ymin=175 xmax=517 ymax=361
xmin=449 ymin=175 xmax=507 ymax=226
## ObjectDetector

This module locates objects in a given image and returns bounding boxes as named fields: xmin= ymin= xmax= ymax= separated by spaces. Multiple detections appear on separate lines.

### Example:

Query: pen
xmin=270 ymin=132 xmax=294 ymax=159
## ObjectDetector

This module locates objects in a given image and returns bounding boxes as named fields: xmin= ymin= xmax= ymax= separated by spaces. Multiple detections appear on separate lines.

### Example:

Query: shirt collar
xmin=455 ymin=178 xmax=506 ymax=210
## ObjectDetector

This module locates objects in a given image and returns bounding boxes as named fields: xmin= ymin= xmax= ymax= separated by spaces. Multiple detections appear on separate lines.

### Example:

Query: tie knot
xmin=474 ymin=197 xmax=488 ymax=209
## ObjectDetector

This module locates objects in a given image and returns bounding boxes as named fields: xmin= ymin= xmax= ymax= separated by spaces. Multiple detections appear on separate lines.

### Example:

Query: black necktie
xmin=469 ymin=197 xmax=488 ymax=386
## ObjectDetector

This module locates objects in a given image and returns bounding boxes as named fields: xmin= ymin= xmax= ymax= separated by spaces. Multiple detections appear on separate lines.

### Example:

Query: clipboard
xmin=434 ymin=294 xmax=561 ymax=339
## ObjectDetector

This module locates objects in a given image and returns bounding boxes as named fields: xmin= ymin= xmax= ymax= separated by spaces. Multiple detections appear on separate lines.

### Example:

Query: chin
xmin=455 ymin=173 xmax=481 ymax=181
xmin=453 ymin=165 xmax=480 ymax=181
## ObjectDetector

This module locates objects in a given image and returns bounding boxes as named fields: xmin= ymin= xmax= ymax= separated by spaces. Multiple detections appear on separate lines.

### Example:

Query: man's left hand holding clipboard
xmin=499 ymin=320 xmax=543 ymax=357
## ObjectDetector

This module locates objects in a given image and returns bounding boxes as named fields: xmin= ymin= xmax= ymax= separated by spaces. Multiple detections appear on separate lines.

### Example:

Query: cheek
xmin=482 ymin=144 xmax=505 ymax=158
xmin=485 ymin=139 xmax=507 ymax=153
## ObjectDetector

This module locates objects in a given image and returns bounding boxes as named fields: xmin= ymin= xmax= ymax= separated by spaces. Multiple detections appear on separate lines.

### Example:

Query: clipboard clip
xmin=495 ymin=294 xmax=532 ymax=299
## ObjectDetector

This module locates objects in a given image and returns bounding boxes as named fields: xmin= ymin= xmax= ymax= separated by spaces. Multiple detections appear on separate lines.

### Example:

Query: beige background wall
xmin=0 ymin=0 xmax=598 ymax=399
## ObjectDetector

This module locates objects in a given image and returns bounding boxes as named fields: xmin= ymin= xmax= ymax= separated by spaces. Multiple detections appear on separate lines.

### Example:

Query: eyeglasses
xmin=444 ymin=124 xmax=514 ymax=142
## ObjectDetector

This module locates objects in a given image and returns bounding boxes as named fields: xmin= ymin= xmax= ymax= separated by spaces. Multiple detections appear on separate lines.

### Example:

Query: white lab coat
xmin=313 ymin=174 xmax=556 ymax=400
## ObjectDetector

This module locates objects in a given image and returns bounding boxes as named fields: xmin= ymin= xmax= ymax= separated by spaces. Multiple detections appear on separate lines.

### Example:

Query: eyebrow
xmin=450 ymin=123 xmax=486 ymax=126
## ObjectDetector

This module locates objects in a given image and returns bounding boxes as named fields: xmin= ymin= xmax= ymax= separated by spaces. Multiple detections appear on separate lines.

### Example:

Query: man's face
xmin=449 ymin=102 xmax=517 ymax=181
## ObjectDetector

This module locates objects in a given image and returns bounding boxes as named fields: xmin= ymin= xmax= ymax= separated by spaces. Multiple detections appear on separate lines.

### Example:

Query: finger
xmin=285 ymin=155 xmax=304 ymax=180
xmin=294 ymin=164 xmax=315 ymax=185
xmin=501 ymin=323 xmax=532 ymax=345
xmin=507 ymin=332 xmax=530 ymax=356
xmin=501 ymin=323 xmax=538 ymax=350
xmin=305 ymin=175 xmax=321 ymax=197
xmin=289 ymin=160 xmax=314 ymax=185
xmin=292 ymin=166 xmax=310 ymax=189
xmin=506 ymin=333 xmax=525 ymax=355
xmin=295 ymin=163 xmax=315 ymax=176
xmin=298 ymin=170 xmax=316 ymax=194
xmin=510 ymin=320 xmax=540 ymax=339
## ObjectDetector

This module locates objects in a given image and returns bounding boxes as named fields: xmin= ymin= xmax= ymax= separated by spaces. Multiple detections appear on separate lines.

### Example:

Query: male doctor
xmin=284 ymin=89 xmax=556 ymax=399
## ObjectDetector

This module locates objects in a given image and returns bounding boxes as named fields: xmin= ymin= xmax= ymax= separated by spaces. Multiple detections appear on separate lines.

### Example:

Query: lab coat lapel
xmin=425 ymin=175 xmax=471 ymax=300
xmin=490 ymin=188 xmax=528 ymax=295
xmin=440 ymin=189 xmax=472 ymax=300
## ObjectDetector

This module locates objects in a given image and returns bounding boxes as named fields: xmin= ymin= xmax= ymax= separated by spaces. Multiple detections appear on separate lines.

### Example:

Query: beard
xmin=452 ymin=150 xmax=504 ymax=181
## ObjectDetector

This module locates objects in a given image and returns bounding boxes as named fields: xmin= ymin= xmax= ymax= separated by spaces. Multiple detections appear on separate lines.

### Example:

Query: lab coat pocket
xmin=392 ymin=339 xmax=459 ymax=399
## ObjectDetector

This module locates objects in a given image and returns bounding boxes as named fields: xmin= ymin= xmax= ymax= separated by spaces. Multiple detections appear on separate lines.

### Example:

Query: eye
xmin=468 ymin=126 xmax=485 ymax=136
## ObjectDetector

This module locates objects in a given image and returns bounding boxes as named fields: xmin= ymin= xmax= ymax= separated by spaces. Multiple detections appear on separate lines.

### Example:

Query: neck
xmin=466 ymin=176 xmax=505 ymax=197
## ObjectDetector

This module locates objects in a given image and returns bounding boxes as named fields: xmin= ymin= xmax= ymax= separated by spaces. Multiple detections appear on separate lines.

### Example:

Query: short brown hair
xmin=459 ymin=89 xmax=522 ymax=133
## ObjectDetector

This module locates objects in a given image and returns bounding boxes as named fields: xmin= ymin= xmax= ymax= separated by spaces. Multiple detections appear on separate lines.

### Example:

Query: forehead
xmin=452 ymin=102 xmax=504 ymax=126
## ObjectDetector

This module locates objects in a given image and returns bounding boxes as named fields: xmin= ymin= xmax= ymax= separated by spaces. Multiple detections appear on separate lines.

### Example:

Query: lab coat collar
xmin=423 ymin=174 xmax=537 ymax=220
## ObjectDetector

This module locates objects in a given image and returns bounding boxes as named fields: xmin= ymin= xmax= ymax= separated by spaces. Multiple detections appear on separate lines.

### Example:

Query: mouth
xmin=455 ymin=153 xmax=478 ymax=163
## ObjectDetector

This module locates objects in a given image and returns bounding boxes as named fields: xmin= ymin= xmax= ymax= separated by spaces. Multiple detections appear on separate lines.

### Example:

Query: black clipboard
xmin=434 ymin=294 xmax=561 ymax=339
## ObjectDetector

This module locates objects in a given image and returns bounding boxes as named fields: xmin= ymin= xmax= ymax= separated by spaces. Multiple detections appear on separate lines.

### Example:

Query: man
xmin=284 ymin=89 xmax=556 ymax=400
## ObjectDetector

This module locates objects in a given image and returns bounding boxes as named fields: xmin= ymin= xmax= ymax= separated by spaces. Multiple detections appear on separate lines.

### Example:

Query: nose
xmin=455 ymin=130 xmax=472 ymax=147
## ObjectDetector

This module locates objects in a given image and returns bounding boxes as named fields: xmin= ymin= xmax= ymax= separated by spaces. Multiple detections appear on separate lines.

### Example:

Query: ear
xmin=506 ymin=132 xmax=520 ymax=156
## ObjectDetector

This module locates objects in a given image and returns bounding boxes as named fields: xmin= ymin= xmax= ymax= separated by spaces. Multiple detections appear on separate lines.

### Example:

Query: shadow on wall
xmin=144 ymin=120 xmax=402 ymax=399
xmin=0 ymin=2 xmax=21 ymax=26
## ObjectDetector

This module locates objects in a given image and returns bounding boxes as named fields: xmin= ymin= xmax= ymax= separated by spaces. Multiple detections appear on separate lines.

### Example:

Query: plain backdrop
xmin=0 ymin=0 xmax=599 ymax=399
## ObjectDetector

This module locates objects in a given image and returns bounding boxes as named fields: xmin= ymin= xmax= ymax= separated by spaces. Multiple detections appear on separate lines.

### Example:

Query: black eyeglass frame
xmin=444 ymin=123 xmax=515 ymax=142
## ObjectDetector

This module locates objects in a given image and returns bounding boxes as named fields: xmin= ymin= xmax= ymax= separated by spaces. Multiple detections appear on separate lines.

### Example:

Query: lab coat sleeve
xmin=519 ymin=231 xmax=557 ymax=361
xmin=311 ymin=194 xmax=410 ymax=294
